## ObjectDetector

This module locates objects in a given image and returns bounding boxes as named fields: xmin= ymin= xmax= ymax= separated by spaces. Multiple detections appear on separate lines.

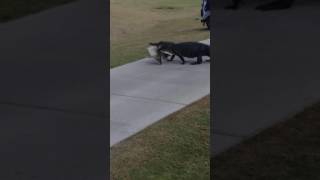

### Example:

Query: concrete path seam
xmin=111 ymin=93 xmax=188 ymax=106
xmin=0 ymin=102 xmax=105 ymax=119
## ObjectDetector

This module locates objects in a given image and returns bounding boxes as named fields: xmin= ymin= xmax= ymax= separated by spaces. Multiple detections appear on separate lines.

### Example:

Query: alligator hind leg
xmin=177 ymin=55 xmax=185 ymax=64
xmin=191 ymin=56 xmax=202 ymax=65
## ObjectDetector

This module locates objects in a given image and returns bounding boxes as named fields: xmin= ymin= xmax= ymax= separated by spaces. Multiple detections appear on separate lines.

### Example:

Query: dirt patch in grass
xmin=154 ymin=6 xmax=181 ymax=10
xmin=0 ymin=0 xmax=76 ymax=23
xmin=212 ymin=101 xmax=320 ymax=180
xmin=111 ymin=96 xmax=210 ymax=180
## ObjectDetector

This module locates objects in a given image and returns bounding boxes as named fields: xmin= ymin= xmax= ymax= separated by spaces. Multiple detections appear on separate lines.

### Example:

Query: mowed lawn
xmin=110 ymin=0 xmax=210 ymax=68
xmin=111 ymin=96 xmax=210 ymax=180
xmin=212 ymin=101 xmax=320 ymax=180
xmin=0 ymin=0 xmax=75 ymax=23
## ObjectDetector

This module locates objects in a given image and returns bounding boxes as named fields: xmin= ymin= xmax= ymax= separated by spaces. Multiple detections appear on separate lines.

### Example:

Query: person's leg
xmin=205 ymin=16 xmax=210 ymax=29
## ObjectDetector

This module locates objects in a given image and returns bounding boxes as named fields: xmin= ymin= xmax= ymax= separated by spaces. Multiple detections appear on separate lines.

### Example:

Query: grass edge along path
xmin=111 ymin=95 xmax=210 ymax=180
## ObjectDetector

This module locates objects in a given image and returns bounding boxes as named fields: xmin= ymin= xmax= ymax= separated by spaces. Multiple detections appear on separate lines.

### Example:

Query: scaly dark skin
xmin=149 ymin=41 xmax=210 ymax=65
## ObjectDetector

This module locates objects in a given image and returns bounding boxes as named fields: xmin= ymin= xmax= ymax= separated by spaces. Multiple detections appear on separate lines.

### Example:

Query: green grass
xmin=212 ymin=101 xmax=320 ymax=180
xmin=0 ymin=0 xmax=75 ymax=23
xmin=111 ymin=0 xmax=210 ymax=68
xmin=111 ymin=96 xmax=210 ymax=180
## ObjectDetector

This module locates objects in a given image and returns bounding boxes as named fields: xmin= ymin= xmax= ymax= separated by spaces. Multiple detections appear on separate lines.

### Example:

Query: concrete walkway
xmin=0 ymin=0 xmax=108 ymax=179
xmin=110 ymin=39 xmax=210 ymax=146
xmin=212 ymin=2 xmax=320 ymax=155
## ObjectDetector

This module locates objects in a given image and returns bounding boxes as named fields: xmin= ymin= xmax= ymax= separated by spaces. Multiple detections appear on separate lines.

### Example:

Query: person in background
xmin=201 ymin=0 xmax=210 ymax=29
